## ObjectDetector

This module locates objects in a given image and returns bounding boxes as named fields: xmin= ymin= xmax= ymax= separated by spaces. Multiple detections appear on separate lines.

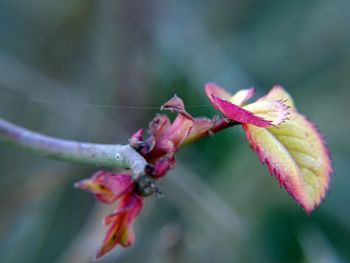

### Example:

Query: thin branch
xmin=183 ymin=118 xmax=238 ymax=145
xmin=0 ymin=118 xmax=147 ymax=178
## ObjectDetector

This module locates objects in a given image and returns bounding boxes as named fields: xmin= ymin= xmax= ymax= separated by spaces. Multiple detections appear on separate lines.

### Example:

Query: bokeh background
xmin=0 ymin=1 xmax=349 ymax=262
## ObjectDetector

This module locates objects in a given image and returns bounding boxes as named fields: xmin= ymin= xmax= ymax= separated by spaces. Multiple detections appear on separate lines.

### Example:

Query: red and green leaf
xmin=243 ymin=87 xmax=332 ymax=213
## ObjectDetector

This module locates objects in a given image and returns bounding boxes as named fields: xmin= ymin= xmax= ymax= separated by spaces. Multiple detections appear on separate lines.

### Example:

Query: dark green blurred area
xmin=0 ymin=1 xmax=349 ymax=262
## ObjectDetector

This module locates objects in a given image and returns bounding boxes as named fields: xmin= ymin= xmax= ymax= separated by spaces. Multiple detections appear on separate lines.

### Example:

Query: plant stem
xmin=0 ymin=116 xmax=237 ymax=177
xmin=183 ymin=118 xmax=238 ymax=145
xmin=0 ymin=118 xmax=147 ymax=178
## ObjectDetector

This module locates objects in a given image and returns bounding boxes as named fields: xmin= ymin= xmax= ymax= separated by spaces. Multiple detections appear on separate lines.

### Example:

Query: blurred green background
xmin=0 ymin=0 xmax=349 ymax=262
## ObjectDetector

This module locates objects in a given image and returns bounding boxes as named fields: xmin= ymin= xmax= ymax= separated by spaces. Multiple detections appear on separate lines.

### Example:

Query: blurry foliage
xmin=1 ymin=0 xmax=349 ymax=262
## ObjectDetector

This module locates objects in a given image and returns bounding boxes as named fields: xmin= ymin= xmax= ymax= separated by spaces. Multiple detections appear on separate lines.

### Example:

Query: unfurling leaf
xmin=205 ymin=83 xmax=289 ymax=128
xmin=95 ymin=193 xmax=143 ymax=259
xmin=243 ymin=86 xmax=332 ymax=213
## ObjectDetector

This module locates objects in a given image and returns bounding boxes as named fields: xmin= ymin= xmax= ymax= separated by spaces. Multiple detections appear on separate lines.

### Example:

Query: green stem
xmin=0 ymin=118 xmax=147 ymax=178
